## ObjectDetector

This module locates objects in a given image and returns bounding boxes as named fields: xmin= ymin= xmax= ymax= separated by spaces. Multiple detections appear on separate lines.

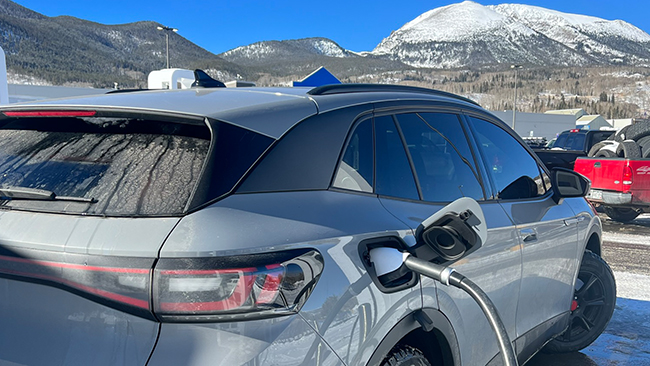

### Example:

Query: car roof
xmin=1 ymin=85 xmax=484 ymax=139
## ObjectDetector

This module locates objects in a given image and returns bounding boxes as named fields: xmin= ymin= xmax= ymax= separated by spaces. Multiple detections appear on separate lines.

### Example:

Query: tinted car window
xmin=333 ymin=119 xmax=373 ymax=192
xmin=554 ymin=132 xmax=568 ymax=148
xmin=375 ymin=116 xmax=419 ymax=200
xmin=395 ymin=113 xmax=484 ymax=202
xmin=468 ymin=117 xmax=546 ymax=200
xmin=590 ymin=131 xmax=612 ymax=146
xmin=0 ymin=117 xmax=270 ymax=216
xmin=566 ymin=133 xmax=586 ymax=151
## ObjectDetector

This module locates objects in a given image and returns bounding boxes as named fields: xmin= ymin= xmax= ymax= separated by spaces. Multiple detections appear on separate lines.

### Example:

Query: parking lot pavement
xmin=527 ymin=213 xmax=650 ymax=365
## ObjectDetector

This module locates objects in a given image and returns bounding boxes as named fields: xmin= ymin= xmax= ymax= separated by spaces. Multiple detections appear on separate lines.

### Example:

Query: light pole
xmin=511 ymin=64 xmax=523 ymax=131
xmin=157 ymin=25 xmax=178 ymax=69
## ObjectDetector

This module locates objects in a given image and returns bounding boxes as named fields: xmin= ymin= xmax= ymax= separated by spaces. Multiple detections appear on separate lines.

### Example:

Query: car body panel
xmin=0 ymin=211 xmax=179 ymax=365
xmin=0 ymin=278 xmax=158 ymax=366
xmin=158 ymin=190 xmax=421 ymax=365
xmin=160 ymin=191 xmax=403 ymax=257
xmin=0 ymin=210 xmax=179 ymax=257
xmin=147 ymin=316 xmax=343 ymax=366
xmin=499 ymin=196 xmax=579 ymax=339
xmin=5 ymin=88 xmax=317 ymax=139
xmin=379 ymin=197 xmax=522 ymax=365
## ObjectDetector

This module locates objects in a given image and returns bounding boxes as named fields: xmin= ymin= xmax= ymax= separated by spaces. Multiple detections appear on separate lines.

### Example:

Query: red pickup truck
xmin=574 ymin=157 xmax=650 ymax=222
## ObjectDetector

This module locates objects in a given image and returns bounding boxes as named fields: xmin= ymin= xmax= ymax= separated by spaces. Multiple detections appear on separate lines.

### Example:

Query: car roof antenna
xmin=191 ymin=69 xmax=226 ymax=88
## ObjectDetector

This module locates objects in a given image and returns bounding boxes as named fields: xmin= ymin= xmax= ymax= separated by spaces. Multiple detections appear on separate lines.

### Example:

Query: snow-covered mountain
xmin=371 ymin=1 xmax=650 ymax=68
xmin=219 ymin=37 xmax=410 ymax=77
xmin=221 ymin=38 xmax=355 ymax=65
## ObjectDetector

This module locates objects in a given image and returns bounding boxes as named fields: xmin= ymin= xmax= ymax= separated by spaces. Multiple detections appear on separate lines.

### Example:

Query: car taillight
xmin=622 ymin=165 xmax=633 ymax=192
xmin=0 ymin=250 xmax=154 ymax=319
xmin=153 ymin=250 xmax=323 ymax=322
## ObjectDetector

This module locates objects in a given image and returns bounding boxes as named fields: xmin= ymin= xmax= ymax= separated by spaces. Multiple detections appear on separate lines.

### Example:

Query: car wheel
xmin=381 ymin=346 xmax=432 ymax=366
xmin=587 ymin=141 xmax=616 ymax=157
xmin=593 ymin=149 xmax=617 ymax=158
xmin=544 ymin=251 xmax=616 ymax=353
xmin=620 ymin=121 xmax=650 ymax=142
xmin=637 ymin=135 xmax=650 ymax=158
xmin=603 ymin=206 xmax=640 ymax=222
xmin=615 ymin=140 xmax=641 ymax=158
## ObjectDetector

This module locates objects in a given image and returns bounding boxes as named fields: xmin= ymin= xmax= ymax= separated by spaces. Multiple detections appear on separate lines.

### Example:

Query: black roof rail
xmin=307 ymin=83 xmax=480 ymax=106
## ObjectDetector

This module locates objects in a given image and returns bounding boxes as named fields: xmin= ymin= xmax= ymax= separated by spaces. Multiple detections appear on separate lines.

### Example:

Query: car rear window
xmin=0 ymin=116 xmax=270 ymax=216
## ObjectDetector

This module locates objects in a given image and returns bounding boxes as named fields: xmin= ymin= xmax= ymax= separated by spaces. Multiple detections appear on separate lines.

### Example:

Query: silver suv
xmin=0 ymin=84 xmax=615 ymax=366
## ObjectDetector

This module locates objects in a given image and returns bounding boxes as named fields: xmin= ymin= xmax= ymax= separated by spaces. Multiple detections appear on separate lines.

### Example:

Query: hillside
xmin=0 ymin=0 xmax=246 ymax=87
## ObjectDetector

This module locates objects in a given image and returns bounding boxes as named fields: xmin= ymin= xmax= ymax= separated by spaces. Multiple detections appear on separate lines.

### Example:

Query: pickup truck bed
xmin=532 ymin=129 xmax=614 ymax=170
xmin=574 ymin=157 xmax=650 ymax=222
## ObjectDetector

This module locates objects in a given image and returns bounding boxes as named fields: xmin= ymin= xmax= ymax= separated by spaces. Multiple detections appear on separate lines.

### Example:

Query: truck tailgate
xmin=574 ymin=157 xmax=627 ymax=191
xmin=575 ymin=157 xmax=650 ymax=205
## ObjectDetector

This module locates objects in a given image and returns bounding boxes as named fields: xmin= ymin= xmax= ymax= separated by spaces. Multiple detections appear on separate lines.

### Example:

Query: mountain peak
xmin=371 ymin=1 xmax=650 ymax=68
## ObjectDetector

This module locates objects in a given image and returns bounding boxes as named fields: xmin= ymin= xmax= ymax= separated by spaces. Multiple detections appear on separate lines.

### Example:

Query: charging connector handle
xmin=404 ymin=255 xmax=519 ymax=366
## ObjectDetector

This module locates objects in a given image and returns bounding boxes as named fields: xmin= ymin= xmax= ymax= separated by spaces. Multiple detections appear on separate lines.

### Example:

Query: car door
xmin=372 ymin=111 xmax=523 ymax=366
xmin=466 ymin=115 xmax=580 ymax=356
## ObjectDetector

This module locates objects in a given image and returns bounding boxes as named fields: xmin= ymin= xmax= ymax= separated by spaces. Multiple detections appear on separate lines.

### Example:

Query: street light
xmin=157 ymin=25 xmax=178 ymax=69
xmin=511 ymin=64 xmax=523 ymax=131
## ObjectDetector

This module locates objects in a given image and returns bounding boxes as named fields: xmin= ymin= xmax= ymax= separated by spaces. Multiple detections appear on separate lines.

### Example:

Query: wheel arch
xmin=584 ymin=227 xmax=602 ymax=258
xmin=366 ymin=308 xmax=460 ymax=366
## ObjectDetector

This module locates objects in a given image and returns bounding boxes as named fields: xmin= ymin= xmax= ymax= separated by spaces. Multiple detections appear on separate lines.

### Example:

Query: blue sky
xmin=12 ymin=0 xmax=650 ymax=54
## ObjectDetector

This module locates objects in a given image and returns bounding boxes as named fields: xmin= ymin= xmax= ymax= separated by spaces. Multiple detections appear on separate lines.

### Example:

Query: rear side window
xmin=333 ymin=119 xmax=373 ymax=192
xmin=375 ymin=116 xmax=419 ymax=200
xmin=395 ymin=113 xmax=484 ymax=202
xmin=0 ymin=116 xmax=269 ymax=216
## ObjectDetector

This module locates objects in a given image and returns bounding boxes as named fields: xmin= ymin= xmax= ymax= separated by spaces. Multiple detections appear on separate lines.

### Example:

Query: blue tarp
xmin=292 ymin=67 xmax=341 ymax=87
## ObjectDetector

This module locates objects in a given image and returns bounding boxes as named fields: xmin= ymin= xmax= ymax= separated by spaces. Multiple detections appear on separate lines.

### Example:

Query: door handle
xmin=564 ymin=216 xmax=585 ymax=226
xmin=520 ymin=228 xmax=537 ymax=242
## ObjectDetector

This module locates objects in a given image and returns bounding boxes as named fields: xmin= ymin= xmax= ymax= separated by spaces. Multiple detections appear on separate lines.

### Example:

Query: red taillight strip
xmin=2 ymin=110 xmax=97 ymax=117
xmin=159 ymin=267 xmax=257 ymax=276
xmin=0 ymin=254 xmax=149 ymax=274
xmin=0 ymin=267 xmax=149 ymax=309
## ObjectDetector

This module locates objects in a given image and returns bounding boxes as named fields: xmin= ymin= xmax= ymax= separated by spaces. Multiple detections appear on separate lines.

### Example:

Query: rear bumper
xmin=586 ymin=189 xmax=632 ymax=205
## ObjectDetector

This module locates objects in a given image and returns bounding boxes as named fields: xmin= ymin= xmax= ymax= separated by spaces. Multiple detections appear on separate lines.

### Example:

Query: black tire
xmin=620 ymin=121 xmax=650 ymax=142
xmin=381 ymin=346 xmax=432 ymax=366
xmin=637 ymin=135 xmax=650 ymax=158
xmin=587 ymin=141 xmax=615 ymax=157
xmin=593 ymin=148 xmax=617 ymax=158
xmin=615 ymin=140 xmax=642 ymax=159
xmin=603 ymin=206 xmax=640 ymax=222
xmin=614 ymin=125 xmax=631 ymax=142
xmin=544 ymin=251 xmax=616 ymax=353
